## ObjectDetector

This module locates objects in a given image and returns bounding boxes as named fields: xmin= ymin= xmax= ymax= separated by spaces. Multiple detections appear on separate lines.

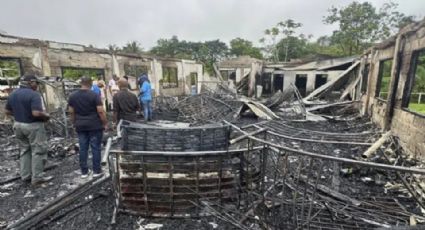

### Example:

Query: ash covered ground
xmin=1 ymin=101 xmax=425 ymax=230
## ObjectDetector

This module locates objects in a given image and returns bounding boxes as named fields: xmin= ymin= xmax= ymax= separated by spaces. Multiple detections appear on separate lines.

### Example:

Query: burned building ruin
xmin=1 ymin=18 xmax=425 ymax=230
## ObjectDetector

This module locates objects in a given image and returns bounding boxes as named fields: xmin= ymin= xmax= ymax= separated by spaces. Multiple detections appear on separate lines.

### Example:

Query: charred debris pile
xmin=1 ymin=82 xmax=425 ymax=230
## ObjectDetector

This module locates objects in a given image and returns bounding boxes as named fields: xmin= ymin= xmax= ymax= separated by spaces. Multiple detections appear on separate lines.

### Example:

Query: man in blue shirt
xmin=68 ymin=76 xmax=108 ymax=178
xmin=138 ymin=74 xmax=153 ymax=121
xmin=5 ymin=75 xmax=53 ymax=186
xmin=91 ymin=81 xmax=101 ymax=98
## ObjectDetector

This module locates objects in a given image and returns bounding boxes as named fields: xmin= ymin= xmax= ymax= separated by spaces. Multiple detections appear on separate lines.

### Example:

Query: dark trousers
xmin=77 ymin=129 xmax=103 ymax=174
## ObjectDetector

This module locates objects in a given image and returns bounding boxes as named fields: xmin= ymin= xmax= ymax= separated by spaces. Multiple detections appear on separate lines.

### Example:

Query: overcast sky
xmin=0 ymin=0 xmax=424 ymax=50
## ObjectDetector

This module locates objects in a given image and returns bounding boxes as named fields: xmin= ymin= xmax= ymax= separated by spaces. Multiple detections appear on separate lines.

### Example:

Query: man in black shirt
xmin=5 ymin=75 xmax=53 ymax=186
xmin=68 ymin=76 xmax=108 ymax=178
xmin=113 ymin=78 xmax=140 ymax=125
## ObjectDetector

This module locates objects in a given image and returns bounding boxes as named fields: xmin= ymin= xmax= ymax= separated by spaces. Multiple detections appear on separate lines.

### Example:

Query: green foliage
xmin=0 ymin=59 xmax=20 ymax=78
xmin=257 ymin=2 xmax=415 ymax=60
xmin=408 ymin=103 xmax=425 ymax=114
xmin=229 ymin=38 xmax=262 ymax=59
xmin=122 ymin=41 xmax=143 ymax=54
xmin=150 ymin=36 xmax=228 ymax=74
xmin=124 ymin=64 xmax=148 ymax=78
xmin=407 ymin=50 xmax=425 ymax=115
xmin=62 ymin=68 xmax=103 ymax=81
xmin=275 ymin=35 xmax=310 ymax=61
xmin=108 ymin=44 xmax=120 ymax=52
xmin=324 ymin=1 xmax=415 ymax=55
xmin=308 ymin=36 xmax=346 ymax=57
xmin=150 ymin=36 xmax=192 ymax=59
xmin=377 ymin=59 xmax=393 ymax=100
xmin=190 ymin=72 xmax=197 ymax=86
xmin=261 ymin=19 xmax=312 ymax=61
xmin=413 ymin=52 xmax=425 ymax=93
xmin=162 ymin=67 xmax=178 ymax=88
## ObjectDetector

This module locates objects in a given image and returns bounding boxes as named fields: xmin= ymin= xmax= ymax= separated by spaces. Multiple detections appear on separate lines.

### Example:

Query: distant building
xmin=0 ymin=32 xmax=203 ymax=109
xmin=218 ymin=55 xmax=357 ymax=97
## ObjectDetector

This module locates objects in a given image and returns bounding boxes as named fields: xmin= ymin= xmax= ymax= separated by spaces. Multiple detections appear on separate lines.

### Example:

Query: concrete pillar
xmin=364 ymin=49 xmax=377 ymax=116
xmin=111 ymin=54 xmax=120 ymax=77
xmin=248 ymin=62 xmax=262 ymax=97
xmin=384 ymin=35 xmax=403 ymax=130
xmin=40 ymin=47 xmax=52 ymax=76
xmin=152 ymin=59 xmax=162 ymax=96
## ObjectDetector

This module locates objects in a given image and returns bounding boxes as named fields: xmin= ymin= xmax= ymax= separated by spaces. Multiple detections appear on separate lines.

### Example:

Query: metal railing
xmin=225 ymin=120 xmax=425 ymax=229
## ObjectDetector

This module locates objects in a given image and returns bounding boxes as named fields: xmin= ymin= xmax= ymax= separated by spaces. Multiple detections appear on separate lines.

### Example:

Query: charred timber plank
xmin=299 ymin=176 xmax=361 ymax=206
xmin=304 ymin=61 xmax=360 ymax=101
xmin=230 ymin=128 xmax=267 ymax=145
xmin=224 ymin=120 xmax=425 ymax=175
xmin=361 ymin=131 xmax=392 ymax=158
xmin=266 ymin=129 xmax=372 ymax=146
xmin=7 ymin=175 xmax=109 ymax=230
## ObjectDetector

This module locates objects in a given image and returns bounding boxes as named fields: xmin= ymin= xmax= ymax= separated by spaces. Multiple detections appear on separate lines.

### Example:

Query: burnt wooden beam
xmin=7 ymin=175 xmax=109 ymax=230
xmin=224 ymin=120 xmax=425 ymax=175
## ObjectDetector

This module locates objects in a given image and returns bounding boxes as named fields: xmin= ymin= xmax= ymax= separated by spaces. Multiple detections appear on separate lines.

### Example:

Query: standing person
xmin=138 ymin=74 xmax=153 ymax=121
xmin=107 ymin=74 xmax=119 ymax=110
xmin=68 ymin=76 xmax=108 ymax=178
xmin=97 ymin=76 xmax=107 ymax=109
xmin=108 ymin=74 xmax=119 ymax=97
xmin=5 ymin=75 xmax=53 ymax=186
xmin=122 ymin=75 xmax=132 ymax=90
xmin=112 ymin=78 xmax=140 ymax=125
xmin=91 ymin=79 xmax=101 ymax=98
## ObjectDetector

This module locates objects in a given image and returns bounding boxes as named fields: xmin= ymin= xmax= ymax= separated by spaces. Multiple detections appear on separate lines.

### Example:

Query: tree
xmin=108 ymin=44 xmax=120 ymax=53
xmin=0 ymin=60 xmax=20 ymax=78
xmin=277 ymin=19 xmax=303 ymax=62
xmin=196 ymin=40 xmax=228 ymax=73
xmin=259 ymin=27 xmax=279 ymax=61
xmin=122 ymin=41 xmax=143 ymax=54
xmin=229 ymin=38 xmax=263 ymax=59
xmin=260 ymin=19 xmax=309 ymax=62
xmin=275 ymin=35 xmax=310 ymax=61
xmin=150 ymin=36 xmax=192 ymax=59
xmin=324 ymin=1 xmax=415 ymax=55
xmin=150 ymin=36 xmax=228 ymax=74
xmin=308 ymin=37 xmax=346 ymax=57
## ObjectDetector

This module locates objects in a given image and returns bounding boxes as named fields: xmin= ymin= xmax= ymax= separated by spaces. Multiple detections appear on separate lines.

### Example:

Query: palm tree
xmin=108 ymin=44 xmax=120 ymax=53
xmin=122 ymin=41 xmax=143 ymax=54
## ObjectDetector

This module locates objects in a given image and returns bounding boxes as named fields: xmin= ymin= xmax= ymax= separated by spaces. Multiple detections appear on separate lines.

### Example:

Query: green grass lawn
xmin=408 ymin=103 xmax=425 ymax=114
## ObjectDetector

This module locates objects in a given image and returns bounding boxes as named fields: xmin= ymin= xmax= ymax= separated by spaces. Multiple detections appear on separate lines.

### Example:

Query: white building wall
xmin=283 ymin=71 xmax=296 ymax=90
xmin=236 ymin=68 xmax=242 ymax=83
xmin=152 ymin=59 xmax=162 ymax=96
xmin=279 ymin=70 xmax=344 ymax=93
xmin=181 ymin=60 xmax=202 ymax=95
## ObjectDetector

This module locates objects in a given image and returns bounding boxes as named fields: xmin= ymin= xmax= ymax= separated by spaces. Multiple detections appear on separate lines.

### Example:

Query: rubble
xmin=1 ymin=19 xmax=425 ymax=229
xmin=175 ymin=94 xmax=238 ymax=125
xmin=1 ymin=94 xmax=425 ymax=229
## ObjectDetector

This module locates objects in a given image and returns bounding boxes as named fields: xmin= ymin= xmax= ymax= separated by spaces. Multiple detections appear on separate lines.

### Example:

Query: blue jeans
xmin=142 ymin=100 xmax=153 ymax=121
xmin=77 ymin=130 xmax=103 ymax=174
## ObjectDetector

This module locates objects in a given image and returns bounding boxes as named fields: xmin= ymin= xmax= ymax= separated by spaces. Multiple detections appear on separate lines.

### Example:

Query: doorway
xmin=190 ymin=72 xmax=197 ymax=95
xmin=261 ymin=73 xmax=272 ymax=95
xmin=295 ymin=74 xmax=307 ymax=97
xmin=315 ymin=74 xmax=328 ymax=89
xmin=273 ymin=74 xmax=284 ymax=92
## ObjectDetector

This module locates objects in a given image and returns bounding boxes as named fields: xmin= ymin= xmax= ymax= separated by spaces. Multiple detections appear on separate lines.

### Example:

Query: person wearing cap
xmin=5 ymin=75 xmax=53 ymax=186
xmin=68 ymin=76 xmax=108 ymax=178
xmin=112 ymin=78 xmax=140 ymax=125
